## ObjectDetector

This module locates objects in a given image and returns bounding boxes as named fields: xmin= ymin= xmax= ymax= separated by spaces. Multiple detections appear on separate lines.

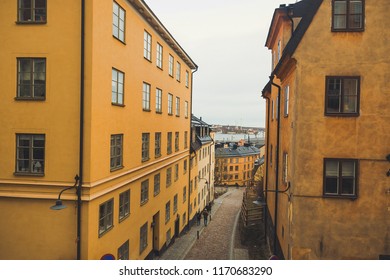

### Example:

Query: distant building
xmin=262 ymin=0 xmax=390 ymax=260
xmin=0 ymin=0 xmax=197 ymax=260
xmin=214 ymin=144 xmax=260 ymax=187
xmin=190 ymin=115 xmax=215 ymax=220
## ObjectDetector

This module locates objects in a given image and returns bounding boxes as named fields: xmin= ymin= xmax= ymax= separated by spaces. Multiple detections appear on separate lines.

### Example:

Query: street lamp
xmin=50 ymin=175 xmax=80 ymax=210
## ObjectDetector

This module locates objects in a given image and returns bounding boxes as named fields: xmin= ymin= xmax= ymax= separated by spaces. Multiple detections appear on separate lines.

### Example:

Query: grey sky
xmin=145 ymin=0 xmax=292 ymax=127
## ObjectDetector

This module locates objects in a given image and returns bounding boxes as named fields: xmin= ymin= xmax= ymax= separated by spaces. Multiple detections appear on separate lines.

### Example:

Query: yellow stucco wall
xmin=265 ymin=0 xmax=390 ymax=259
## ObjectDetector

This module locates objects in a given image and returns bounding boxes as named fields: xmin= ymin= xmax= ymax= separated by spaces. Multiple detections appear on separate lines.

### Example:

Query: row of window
xmin=111 ymin=132 xmax=189 ymax=171
xmin=12 ymin=132 xmax=188 ymax=176
xmin=112 ymin=68 xmax=189 ymax=116
xmin=99 ymin=188 xmax=182 ymax=258
xmin=112 ymin=2 xmax=190 ymax=86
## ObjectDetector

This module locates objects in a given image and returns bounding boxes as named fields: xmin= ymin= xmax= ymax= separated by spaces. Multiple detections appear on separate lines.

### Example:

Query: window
xmin=284 ymin=85 xmax=289 ymax=117
xmin=142 ymin=133 xmax=150 ymax=161
xmin=99 ymin=199 xmax=114 ymax=236
xmin=271 ymin=100 xmax=274 ymax=120
xmin=168 ymin=55 xmax=174 ymax=77
xmin=17 ymin=58 xmax=46 ymax=99
xmin=167 ymin=132 xmax=172 ymax=155
xmin=183 ymin=160 xmax=187 ymax=174
xmin=175 ymin=132 xmax=179 ymax=152
xmin=183 ymin=186 xmax=187 ymax=203
xmin=277 ymin=39 xmax=281 ymax=61
xmin=174 ymin=164 xmax=179 ymax=181
xmin=139 ymin=222 xmax=148 ymax=253
xmin=185 ymin=101 xmax=189 ymax=118
xmin=142 ymin=82 xmax=151 ymax=111
xmin=165 ymin=201 xmax=171 ymax=223
xmin=15 ymin=134 xmax=45 ymax=175
xmin=176 ymin=62 xmax=181 ymax=81
xmin=144 ymin=31 xmax=152 ymax=60
xmin=332 ymin=0 xmax=364 ymax=31
xmin=325 ymin=76 xmax=360 ymax=116
xmin=113 ymin=2 xmax=125 ymax=42
xmin=112 ymin=68 xmax=124 ymax=105
xmin=168 ymin=94 xmax=173 ymax=115
xmin=184 ymin=131 xmax=188 ymax=149
xmin=18 ymin=0 xmax=47 ymax=23
xmin=156 ymin=43 xmax=163 ymax=69
xmin=140 ymin=179 xmax=149 ymax=205
xmin=110 ymin=134 xmax=123 ymax=171
xmin=156 ymin=88 xmax=162 ymax=113
xmin=119 ymin=190 xmax=130 ymax=221
xmin=324 ymin=159 xmax=358 ymax=198
xmin=185 ymin=71 xmax=189 ymax=88
xmin=166 ymin=229 xmax=172 ymax=245
xmin=118 ymin=240 xmax=129 ymax=260
xmin=173 ymin=194 xmax=178 ymax=214
xmin=154 ymin=173 xmax=160 ymax=196
xmin=155 ymin=132 xmax=161 ymax=158
xmin=166 ymin=167 xmax=172 ymax=187
xmin=175 ymin=97 xmax=180 ymax=116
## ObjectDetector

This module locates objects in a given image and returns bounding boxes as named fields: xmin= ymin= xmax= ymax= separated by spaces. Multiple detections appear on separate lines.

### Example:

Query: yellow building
xmin=262 ymin=0 xmax=390 ymax=259
xmin=214 ymin=143 xmax=260 ymax=187
xmin=0 ymin=0 xmax=197 ymax=260
xmin=189 ymin=115 xmax=215 ymax=220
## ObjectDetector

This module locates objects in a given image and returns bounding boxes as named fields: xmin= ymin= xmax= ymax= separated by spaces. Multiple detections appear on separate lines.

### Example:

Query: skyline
xmin=145 ymin=0 xmax=291 ymax=127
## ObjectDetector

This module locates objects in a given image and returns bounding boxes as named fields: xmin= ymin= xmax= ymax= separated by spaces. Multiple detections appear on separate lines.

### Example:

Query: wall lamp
xmin=50 ymin=175 xmax=80 ymax=210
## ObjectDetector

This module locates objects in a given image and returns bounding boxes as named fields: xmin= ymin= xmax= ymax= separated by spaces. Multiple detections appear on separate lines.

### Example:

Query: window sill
xmin=119 ymin=214 xmax=130 ymax=223
xmin=331 ymin=28 xmax=364 ymax=33
xmin=142 ymin=158 xmax=150 ymax=163
xmin=323 ymin=194 xmax=357 ymax=201
xmin=98 ymin=225 xmax=114 ymax=238
xmin=16 ymin=21 xmax=47 ymax=25
xmin=143 ymin=109 xmax=151 ymax=112
xmin=112 ymin=103 xmax=125 ymax=107
xmin=140 ymin=199 xmax=149 ymax=206
xmin=110 ymin=166 xmax=124 ymax=172
xmin=14 ymin=172 xmax=44 ymax=177
xmin=15 ymin=97 xmax=45 ymax=101
xmin=156 ymin=111 xmax=162 ymax=114
xmin=112 ymin=35 xmax=126 ymax=45
xmin=324 ymin=113 xmax=359 ymax=117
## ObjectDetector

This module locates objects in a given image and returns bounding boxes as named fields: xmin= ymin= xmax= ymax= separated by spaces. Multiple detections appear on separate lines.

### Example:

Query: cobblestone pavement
xmin=184 ymin=188 xmax=245 ymax=260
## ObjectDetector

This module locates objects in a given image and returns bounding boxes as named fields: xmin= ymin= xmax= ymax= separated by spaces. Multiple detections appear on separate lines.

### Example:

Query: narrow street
xmin=184 ymin=188 xmax=246 ymax=260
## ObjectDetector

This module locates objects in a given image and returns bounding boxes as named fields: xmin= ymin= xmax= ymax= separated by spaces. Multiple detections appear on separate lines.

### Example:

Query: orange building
xmin=262 ymin=0 xmax=390 ymax=259
xmin=0 ymin=0 xmax=197 ymax=259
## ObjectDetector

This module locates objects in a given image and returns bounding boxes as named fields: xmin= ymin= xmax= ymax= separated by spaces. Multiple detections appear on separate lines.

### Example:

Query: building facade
xmin=189 ymin=115 xmax=215 ymax=221
xmin=215 ymin=143 xmax=260 ymax=187
xmin=262 ymin=0 xmax=390 ymax=259
xmin=0 ymin=0 xmax=197 ymax=260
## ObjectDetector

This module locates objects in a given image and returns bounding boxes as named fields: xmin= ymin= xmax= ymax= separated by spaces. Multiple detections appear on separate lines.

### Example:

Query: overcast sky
xmin=145 ymin=0 xmax=293 ymax=128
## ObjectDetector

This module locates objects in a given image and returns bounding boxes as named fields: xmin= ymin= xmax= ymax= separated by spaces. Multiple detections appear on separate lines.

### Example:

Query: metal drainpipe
xmin=187 ymin=67 xmax=198 ymax=230
xmin=270 ymin=75 xmax=281 ymax=256
xmin=77 ymin=0 xmax=85 ymax=260
xmin=262 ymin=92 xmax=271 ymax=249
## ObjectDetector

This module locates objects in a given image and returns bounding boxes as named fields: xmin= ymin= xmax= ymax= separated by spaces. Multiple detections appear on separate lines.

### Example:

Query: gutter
xmin=187 ymin=67 xmax=198 ymax=230
xmin=77 ymin=0 xmax=85 ymax=260
xmin=270 ymin=75 xmax=281 ymax=256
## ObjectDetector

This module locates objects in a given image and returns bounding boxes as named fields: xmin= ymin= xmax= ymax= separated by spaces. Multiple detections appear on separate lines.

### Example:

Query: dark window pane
xmin=325 ymin=178 xmax=338 ymax=194
xmin=341 ymin=178 xmax=355 ymax=194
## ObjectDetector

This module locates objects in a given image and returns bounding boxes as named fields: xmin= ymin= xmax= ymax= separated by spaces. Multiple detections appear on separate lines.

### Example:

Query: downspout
xmin=77 ymin=0 xmax=85 ymax=260
xmin=270 ymin=75 xmax=281 ymax=256
xmin=262 ymin=91 xmax=271 ymax=249
xmin=187 ymin=66 xmax=198 ymax=230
